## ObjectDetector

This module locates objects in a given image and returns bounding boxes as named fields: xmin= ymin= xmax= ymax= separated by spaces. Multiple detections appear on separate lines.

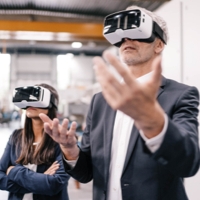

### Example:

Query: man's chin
xmin=122 ymin=58 xmax=139 ymax=66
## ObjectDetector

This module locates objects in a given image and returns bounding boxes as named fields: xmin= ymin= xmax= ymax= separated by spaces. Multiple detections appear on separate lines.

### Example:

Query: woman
xmin=0 ymin=83 xmax=70 ymax=200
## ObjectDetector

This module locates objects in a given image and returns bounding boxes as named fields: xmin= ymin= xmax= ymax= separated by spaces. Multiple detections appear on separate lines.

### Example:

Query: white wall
xmin=156 ymin=0 xmax=200 ymax=89
xmin=156 ymin=0 xmax=182 ymax=82
xmin=156 ymin=1 xmax=200 ymax=199
xmin=182 ymin=0 xmax=200 ymax=88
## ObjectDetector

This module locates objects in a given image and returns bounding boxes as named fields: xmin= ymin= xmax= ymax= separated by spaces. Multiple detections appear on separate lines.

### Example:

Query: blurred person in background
xmin=73 ymin=120 xmax=86 ymax=190
xmin=0 ymin=83 xmax=70 ymax=200
xmin=0 ymin=107 xmax=12 ymax=126
xmin=40 ymin=5 xmax=200 ymax=200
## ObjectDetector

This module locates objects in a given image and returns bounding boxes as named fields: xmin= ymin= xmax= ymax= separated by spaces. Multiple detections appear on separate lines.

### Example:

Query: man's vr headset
xmin=103 ymin=9 xmax=167 ymax=47
xmin=12 ymin=86 xmax=58 ymax=109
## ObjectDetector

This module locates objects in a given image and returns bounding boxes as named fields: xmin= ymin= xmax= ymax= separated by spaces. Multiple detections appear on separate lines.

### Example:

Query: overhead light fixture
xmin=14 ymin=31 xmax=54 ymax=41
xmin=0 ymin=31 xmax=11 ymax=40
xmin=71 ymin=42 xmax=82 ymax=48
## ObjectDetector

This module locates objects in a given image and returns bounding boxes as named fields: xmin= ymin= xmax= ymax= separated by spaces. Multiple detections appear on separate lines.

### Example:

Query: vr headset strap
xmin=50 ymin=94 xmax=58 ymax=109
xmin=153 ymin=22 xmax=167 ymax=44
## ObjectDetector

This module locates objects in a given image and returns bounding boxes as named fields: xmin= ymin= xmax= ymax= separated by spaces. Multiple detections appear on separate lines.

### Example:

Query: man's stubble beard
xmin=121 ymin=52 xmax=154 ymax=67
xmin=123 ymin=57 xmax=140 ymax=66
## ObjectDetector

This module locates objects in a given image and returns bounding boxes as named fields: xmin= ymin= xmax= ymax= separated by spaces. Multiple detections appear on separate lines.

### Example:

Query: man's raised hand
xmin=39 ymin=113 xmax=80 ymax=160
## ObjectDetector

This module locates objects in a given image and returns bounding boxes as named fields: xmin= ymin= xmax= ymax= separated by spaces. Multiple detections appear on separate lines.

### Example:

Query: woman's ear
xmin=154 ymin=38 xmax=165 ymax=54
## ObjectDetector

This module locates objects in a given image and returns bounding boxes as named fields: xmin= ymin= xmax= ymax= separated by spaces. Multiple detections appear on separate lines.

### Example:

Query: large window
xmin=57 ymin=54 xmax=74 ymax=90
xmin=0 ymin=54 xmax=10 ymax=99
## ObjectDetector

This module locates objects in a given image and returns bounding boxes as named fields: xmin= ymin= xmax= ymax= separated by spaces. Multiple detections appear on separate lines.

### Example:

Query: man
xmin=40 ymin=6 xmax=200 ymax=200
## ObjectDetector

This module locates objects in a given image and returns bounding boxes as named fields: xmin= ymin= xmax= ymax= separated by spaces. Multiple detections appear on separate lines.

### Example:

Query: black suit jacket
xmin=65 ymin=77 xmax=200 ymax=200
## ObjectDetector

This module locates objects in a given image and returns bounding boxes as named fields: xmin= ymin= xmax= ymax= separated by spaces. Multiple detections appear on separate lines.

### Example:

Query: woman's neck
xmin=32 ymin=119 xmax=43 ymax=143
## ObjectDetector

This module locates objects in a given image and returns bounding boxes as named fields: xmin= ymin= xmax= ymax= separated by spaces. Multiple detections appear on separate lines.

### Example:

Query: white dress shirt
xmin=106 ymin=110 xmax=168 ymax=200
xmin=106 ymin=73 xmax=168 ymax=200
xmin=22 ymin=163 xmax=37 ymax=200
xmin=106 ymin=110 xmax=134 ymax=200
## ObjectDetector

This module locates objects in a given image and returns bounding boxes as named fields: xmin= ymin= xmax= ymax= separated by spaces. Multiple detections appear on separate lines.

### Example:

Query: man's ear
xmin=154 ymin=39 xmax=165 ymax=54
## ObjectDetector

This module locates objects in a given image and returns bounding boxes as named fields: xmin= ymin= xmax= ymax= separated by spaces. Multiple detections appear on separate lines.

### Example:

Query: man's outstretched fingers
xmin=39 ymin=113 xmax=52 ymax=124
xmin=69 ymin=121 xmax=77 ymax=134
xmin=44 ymin=122 xmax=53 ymax=136
xmin=52 ymin=118 xmax=60 ymax=136
xmin=60 ymin=118 xmax=69 ymax=135
xmin=103 ymin=50 xmax=136 ymax=87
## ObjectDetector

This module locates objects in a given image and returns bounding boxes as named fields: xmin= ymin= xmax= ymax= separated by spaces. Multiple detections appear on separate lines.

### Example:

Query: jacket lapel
xmin=122 ymin=125 xmax=139 ymax=173
xmin=157 ymin=76 xmax=166 ymax=98
xmin=122 ymin=76 xmax=166 ymax=173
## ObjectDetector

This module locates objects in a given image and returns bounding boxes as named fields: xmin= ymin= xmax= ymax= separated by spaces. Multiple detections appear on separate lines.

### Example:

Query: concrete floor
xmin=0 ymin=121 xmax=92 ymax=200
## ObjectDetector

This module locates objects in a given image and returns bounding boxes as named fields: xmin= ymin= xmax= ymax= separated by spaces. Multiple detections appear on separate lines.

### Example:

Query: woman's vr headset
xmin=12 ymin=86 xmax=58 ymax=109
xmin=103 ymin=9 xmax=167 ymax=47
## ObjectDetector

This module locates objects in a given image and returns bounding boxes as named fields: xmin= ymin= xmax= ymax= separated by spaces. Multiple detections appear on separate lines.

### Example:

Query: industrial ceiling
xmin=0 ymin=0 xmax=171 ymax=55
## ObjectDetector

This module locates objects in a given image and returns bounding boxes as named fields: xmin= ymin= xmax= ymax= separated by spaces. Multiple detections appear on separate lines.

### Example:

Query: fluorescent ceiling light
xmin=71 ymin=42 xmax=82 ymax=48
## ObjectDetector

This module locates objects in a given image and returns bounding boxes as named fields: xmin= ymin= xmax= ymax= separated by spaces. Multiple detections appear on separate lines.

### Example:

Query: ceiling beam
xmin=0 ymin=20 xmax=105 ymax=40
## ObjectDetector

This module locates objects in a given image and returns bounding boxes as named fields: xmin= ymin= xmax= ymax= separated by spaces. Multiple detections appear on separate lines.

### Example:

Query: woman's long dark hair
xmin=15 ymin=83 xmax=59 ymax=165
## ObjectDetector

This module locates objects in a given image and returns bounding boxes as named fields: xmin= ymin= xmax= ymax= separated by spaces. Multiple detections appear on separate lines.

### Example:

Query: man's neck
xmin=128 ymin=64 xmax=151 ymax=78
xmin=127 ymin=57 xmax=156 ymax=78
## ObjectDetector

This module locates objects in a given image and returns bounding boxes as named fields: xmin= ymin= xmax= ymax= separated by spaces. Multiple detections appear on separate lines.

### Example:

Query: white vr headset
xmin=12 ymin=86 xmax=58 ymax=109
xmin=103 ymin=9 xmax=167 ymax=47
